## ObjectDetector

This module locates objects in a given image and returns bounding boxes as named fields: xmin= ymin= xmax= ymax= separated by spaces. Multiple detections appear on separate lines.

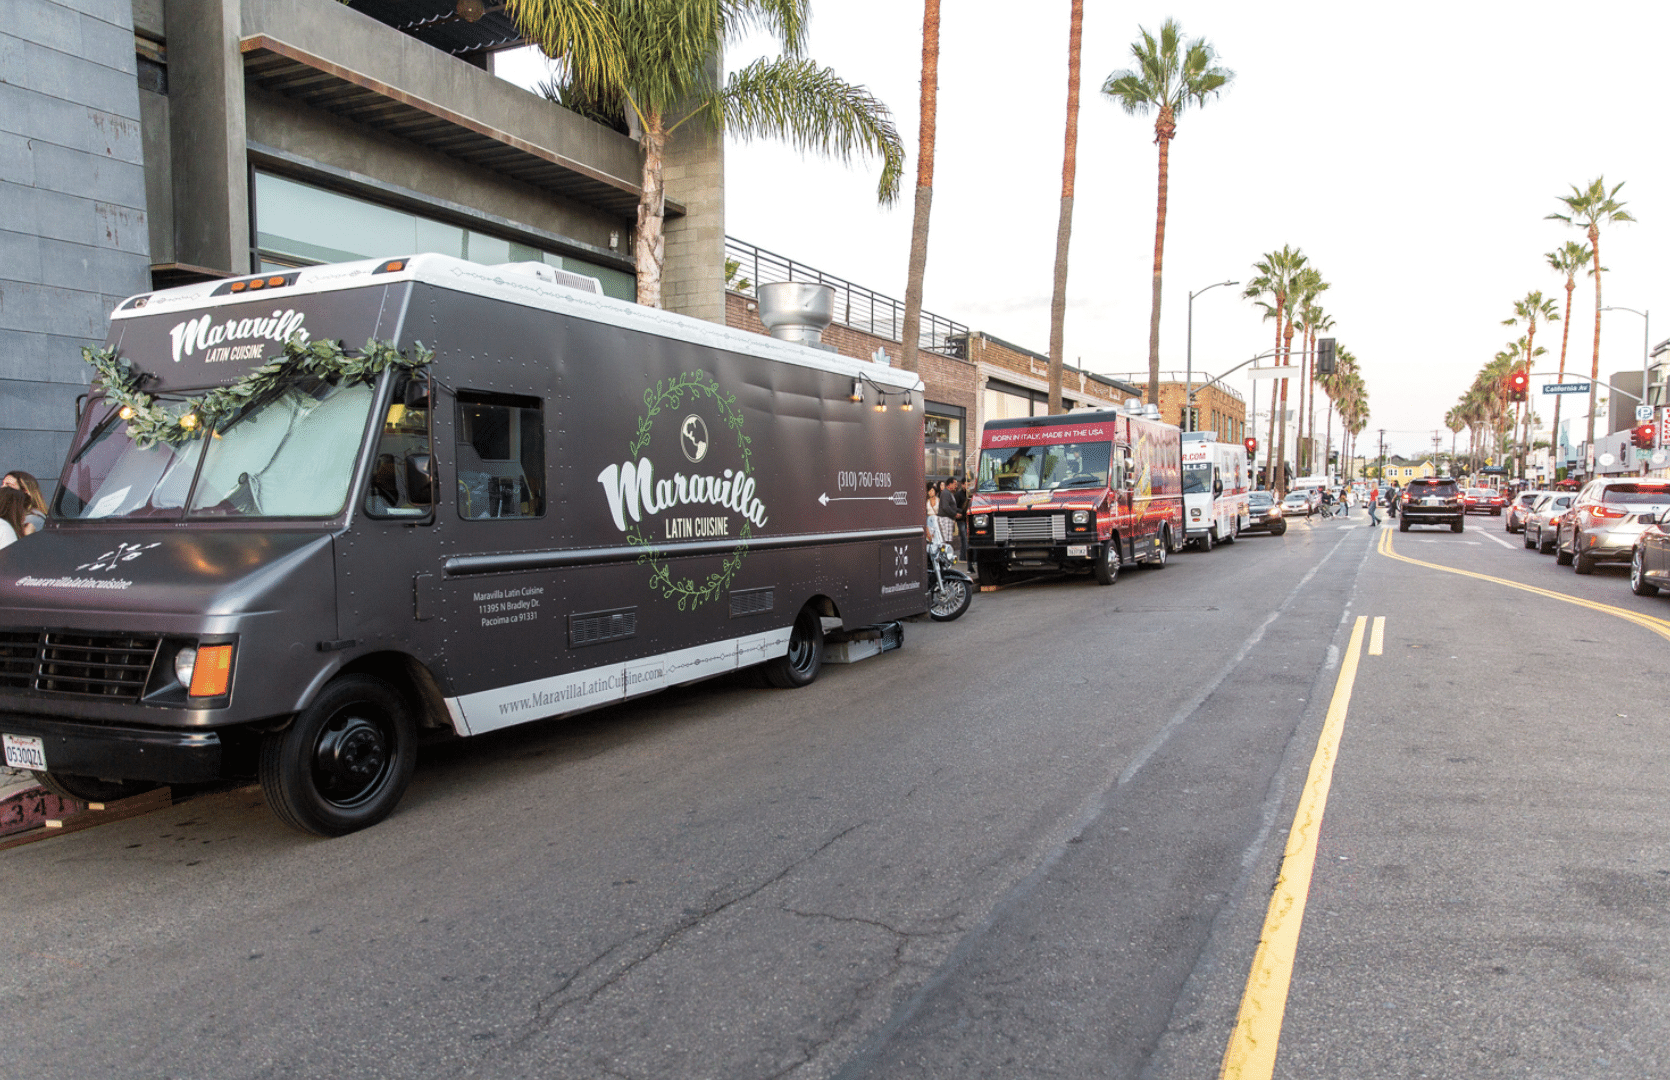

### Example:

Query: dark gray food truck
xmin=0 ymin=255 xmax=927 ymax=835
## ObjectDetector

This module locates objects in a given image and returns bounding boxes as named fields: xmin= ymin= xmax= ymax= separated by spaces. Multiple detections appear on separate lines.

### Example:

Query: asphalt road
xmin=4 ymin=508 xmax=1667 ymax=1079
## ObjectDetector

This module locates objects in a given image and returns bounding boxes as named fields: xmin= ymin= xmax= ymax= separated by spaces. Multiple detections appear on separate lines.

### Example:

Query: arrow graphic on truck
xmin=819 ymin=492 xmax=909 ymax=506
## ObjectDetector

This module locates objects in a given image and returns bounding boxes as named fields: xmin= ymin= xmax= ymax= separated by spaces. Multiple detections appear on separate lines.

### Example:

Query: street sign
xmin=1637 ymin=404 xmax=1655 ymax=422
xmin=1542 ymin=382 xmax=1592 ymax=395
xmin=1244 ymin=366 xmax=1296 ymax=380
xmin=1637 ymin=449 xmax=1653 ymax=461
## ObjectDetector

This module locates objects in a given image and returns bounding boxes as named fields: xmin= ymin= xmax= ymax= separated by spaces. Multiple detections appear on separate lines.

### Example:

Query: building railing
xmin=1105 ymin=371 xmax=1246 ymax=403
xmin=725 ymin=237 xmax=969 ymax=358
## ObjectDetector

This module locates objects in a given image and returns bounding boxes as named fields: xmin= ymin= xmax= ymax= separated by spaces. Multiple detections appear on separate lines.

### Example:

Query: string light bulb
xmin=850 ymin=378 xmax=864 ymax=403
xmin=900 ymin=397 xmax=913 ymax=411
xmin=118 ymin=405 xmax=135 ymax=420
xmin=179 ymin=413 xmax=198 ymax=430
xmin=874 ymin=400 xmax=887 ymax=412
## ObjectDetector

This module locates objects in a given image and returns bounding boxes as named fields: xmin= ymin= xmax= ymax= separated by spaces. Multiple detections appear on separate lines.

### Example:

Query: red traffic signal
xmin=1506 ymin=371 xmax=1529 ymax=403
xmin=1633 ymin=423 xmax=1657 ymax=449
xmin=1243 ymin=437 xmax=1258 ymax=455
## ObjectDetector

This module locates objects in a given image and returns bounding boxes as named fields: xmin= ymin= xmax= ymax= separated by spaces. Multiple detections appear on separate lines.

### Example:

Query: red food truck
xmin=966 ymin=407 xmax=1184 ymax=585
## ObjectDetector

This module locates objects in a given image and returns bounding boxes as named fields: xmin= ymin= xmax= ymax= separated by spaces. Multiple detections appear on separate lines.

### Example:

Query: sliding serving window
xmin=455 ymin=391 xmax=545 ymax=520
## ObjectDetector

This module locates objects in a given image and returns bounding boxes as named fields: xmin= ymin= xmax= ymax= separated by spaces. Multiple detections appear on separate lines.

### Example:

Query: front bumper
xmin=0 ymin=712 xmax=225 ymax=783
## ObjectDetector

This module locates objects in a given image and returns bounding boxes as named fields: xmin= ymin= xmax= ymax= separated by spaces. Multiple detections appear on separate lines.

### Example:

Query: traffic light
xmin=1633 ymin=422 xmax=1657 ymax=449
xmin=1243 ymin=436 xmax=1258 ymax=455
xmin=1507 ymin=371 xmax=1529 ymax=402
xmin=1316 ymin=337 xmax=1336 ymax=374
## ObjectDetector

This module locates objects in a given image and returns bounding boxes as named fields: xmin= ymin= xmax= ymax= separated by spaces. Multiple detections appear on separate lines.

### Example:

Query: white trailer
xmin=1181 ymin=434 xmax=1251 ymax=550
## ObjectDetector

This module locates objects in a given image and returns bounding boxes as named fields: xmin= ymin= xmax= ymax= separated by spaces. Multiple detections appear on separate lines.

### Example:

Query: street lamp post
xmin=1185 ymin=279 xmax=1239 ymax=432
xmin=1601 ymin=305 xmax=1650 ymax=475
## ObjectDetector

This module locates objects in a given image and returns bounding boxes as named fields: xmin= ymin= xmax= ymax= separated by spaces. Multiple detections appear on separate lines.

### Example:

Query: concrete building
xmin=2 ymin=0 xmax=723 ymax=489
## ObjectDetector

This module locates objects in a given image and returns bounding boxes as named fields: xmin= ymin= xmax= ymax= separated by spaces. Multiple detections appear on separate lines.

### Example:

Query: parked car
xmin=1630 ymin=510 xmax=1670 ymax=595
xmin=1555 ymin=479 xmax=1670 ymax=574
xmin=1398 ymin=477 xmax=1465 ymax=532
xmin=1281 ymin=490 xmax=1314 ymax=518
xmin=1524 ymin=493 xmax=1573 ymax=553
xmin=1463 ymin=487 xmax=1506 ymax=515
xmin=1244 ymin=490 xmax=1287 ymax=535
xmin=1505 ymin=490 xmax=1546 ymax=532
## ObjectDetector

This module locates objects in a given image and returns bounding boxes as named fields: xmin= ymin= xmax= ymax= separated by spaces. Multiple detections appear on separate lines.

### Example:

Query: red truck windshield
xmin=976 ymin=442 xmax=1111 ymax=493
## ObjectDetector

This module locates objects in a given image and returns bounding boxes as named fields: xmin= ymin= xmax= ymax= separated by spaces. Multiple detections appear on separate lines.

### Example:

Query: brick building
xmin=726 ymin=255 xmax=1141 ymax=483
xmin=1104 ymin=372 xmax=1248 ymax=445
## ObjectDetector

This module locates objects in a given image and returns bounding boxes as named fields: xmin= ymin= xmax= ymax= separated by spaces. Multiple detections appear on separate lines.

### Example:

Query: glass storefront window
xmin=253 ymin=172 xmax=636 ymax=301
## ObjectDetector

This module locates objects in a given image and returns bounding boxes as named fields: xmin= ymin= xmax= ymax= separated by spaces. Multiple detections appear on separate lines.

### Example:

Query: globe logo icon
xmin=680 ymin=414 xmax=709 ymax=463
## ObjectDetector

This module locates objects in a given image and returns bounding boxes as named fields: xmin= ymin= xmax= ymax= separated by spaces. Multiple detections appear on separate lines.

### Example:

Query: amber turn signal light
xmin=188 ymin=644 xmax=234 ymax=697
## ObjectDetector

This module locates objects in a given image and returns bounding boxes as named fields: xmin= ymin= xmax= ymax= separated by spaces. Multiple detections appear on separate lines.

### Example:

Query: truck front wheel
xmin=259 ymin=674 xmax=416 ymax=837
xmin=1093 ymin=539 xmax=1120 ymax=585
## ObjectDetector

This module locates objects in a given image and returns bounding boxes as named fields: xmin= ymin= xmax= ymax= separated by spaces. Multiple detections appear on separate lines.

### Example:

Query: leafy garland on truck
xmin=83 ymin=336 xmax=433 ymax=449
xmin=624 ymin=370 xmax=754 ymax=611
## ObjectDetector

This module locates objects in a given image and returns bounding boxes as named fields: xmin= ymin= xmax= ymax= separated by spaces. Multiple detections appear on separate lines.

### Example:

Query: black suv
xmin=1399 ymin=478 xmax=1464 ymax=532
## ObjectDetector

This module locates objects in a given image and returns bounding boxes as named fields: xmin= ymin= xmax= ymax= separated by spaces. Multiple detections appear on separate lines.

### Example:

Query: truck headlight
xmin=174 ymin=643 xmax=234 ymax=697
xmin=974 ymin=514 xmax=989 ymax=527
xmin=1072 ymin=511 xmax=1090 ymax=525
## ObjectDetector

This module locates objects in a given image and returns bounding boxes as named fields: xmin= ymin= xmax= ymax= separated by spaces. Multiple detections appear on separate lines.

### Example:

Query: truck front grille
xmin=0 ymin=629 xmax=161 ymax=700
xmin=995 ymin=514 xmax=1066 ymax=542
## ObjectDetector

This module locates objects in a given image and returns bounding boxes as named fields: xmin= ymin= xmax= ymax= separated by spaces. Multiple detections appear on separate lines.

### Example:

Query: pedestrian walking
xmin=2 ymin=471 xmax=46 ymax=535
xmin=1368 ymin=489 xmax=1380 ymax=526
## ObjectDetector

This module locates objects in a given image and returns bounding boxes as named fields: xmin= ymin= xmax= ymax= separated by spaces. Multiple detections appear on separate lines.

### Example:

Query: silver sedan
xmin=1523 ymin=493 xmax=1572 ymax=554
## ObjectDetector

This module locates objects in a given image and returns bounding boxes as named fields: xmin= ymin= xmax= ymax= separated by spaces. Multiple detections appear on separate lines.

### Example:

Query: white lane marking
xmin=1369 ymin=615 xmax=1385 ymax=655
xmin=1478 ymin=529 xmax=1518 ymax=550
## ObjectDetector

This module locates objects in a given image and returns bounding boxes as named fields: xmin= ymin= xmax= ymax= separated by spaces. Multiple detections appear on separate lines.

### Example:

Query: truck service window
xmin=976 ymin=442 xmax=1111 ymax=493
xmin=455 ymin=391 xmax=545 ymax=520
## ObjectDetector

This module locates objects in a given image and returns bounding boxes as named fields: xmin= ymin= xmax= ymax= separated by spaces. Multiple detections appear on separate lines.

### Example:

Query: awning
xmin=239 ymin=35 xmax=680 ymax=220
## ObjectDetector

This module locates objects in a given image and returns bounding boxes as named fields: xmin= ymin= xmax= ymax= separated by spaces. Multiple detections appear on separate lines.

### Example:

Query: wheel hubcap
xmin=312 ymin=713 xmax=389 ymax=805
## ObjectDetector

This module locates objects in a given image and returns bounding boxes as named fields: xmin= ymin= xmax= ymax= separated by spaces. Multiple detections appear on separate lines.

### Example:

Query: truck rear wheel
xmin=763 ymin=606 xmax=824 ymax=689
xmin=259 ymin=674 xmax=416 ymax=837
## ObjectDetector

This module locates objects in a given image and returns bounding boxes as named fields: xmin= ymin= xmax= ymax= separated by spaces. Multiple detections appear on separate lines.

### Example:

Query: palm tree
xmin=1243 ymin=245 xmax=1307 ymax=492
xmin=1287 ymin=268 xmax=1326 ymax=475
xmin=1503 ymin=292 xmax=1558 ymax=479
xmin=1102 ymin=19 xmax=1234 ymax=408
xmin=508 ymin=0 xmax=904 ymax=308
xmin=1548 ymin=178 xmax=1634 ymax=451
xmin=898 ymin=0 xmax=941 ymax=373
xmin=1046 ymin=0 xmax=1085 ymax=413
xmin=1545 ymin=241 xmax=1592 ymax=478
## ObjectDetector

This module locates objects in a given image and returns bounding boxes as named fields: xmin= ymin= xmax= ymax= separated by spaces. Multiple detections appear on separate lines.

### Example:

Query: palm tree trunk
xmin=1264 ymin=298 xmax=1283 ymax=488
xmin=1586 ymin=226 xmax=1603 ymax=452
xmin=1144 ymin=107 xmax=1176 ymax=408
xmin=1046 ymin=0 xmax=1083 ymax=414
xmin=898 ymin=0 xmax=940 ymax=374
xmin=1552 ymin=276 xmax=1575 ymax=477
xmin=1276 ymin=318 xmax=1295 ymax=493
xmin=635 ymin=114 xmax=668 ymax=307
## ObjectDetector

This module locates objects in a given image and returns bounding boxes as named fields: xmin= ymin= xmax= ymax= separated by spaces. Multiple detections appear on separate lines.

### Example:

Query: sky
xmin=499 ymin=1 xmax=1670 ymax=459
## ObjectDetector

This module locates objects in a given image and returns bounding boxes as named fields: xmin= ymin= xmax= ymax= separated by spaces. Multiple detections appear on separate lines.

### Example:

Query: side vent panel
xmin=568 ymin=608 xmax=636 ymax=649
xmin=729 ymin=588 xmax=775 ymax=618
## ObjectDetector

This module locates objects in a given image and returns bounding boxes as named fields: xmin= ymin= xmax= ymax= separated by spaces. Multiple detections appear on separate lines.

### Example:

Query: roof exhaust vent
xmin=758 ymin=282 xmax=836 ymax=350
xmin=1143 ymin=403 xmax=1162 ymax=420
xmin=1124 ymin=398 xmax=1144 ymax=414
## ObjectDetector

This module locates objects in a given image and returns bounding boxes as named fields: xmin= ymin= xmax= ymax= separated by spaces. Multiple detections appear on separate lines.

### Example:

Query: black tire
xmin=1199 ymin=529 xmax=1214 ymax=552
xmin=1451 ymin=518 xmax=1464 ymax=533
xmin=928 ymin=572 xmax=973 ymax=621
xmin=1573 ymin=547 xmax=1596 ymax=575
xmin=259 ymin=674 xmax=416 ymax=837
xmin=1092 ymin=538 xmax=1121 ymax=585
xmin=1631 ymin=548 xmax=1659 ymax=596
xmin=1147 ymin=528 xmax=1170 ymax=568
xmin=975 ymin=556 xmax=1006 ymax=587
xmin=1399 ymin=517 xmax=1410 ymax=532
xmin=1555 ymin=530 xmax=1574 ymax=565
xmin=1524 ymin=531 xmax=1535 ymax=549
xmin=1270 ymin=521 xmax=1287 ymax=536
xmin=1539 ymin=530 xmax=1556 ymax=555
xmin=763 ymin=605 xmax=824 ymax=689
xmin=33 ymin=772 xmax=160 ymax=803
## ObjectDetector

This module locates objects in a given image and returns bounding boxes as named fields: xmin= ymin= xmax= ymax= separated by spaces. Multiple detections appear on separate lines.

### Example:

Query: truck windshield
xmin=1183 ymin=462 xmax=1212 ymax=494
xmin=976 ymin=442 xmax=1110 ymax=492
xmin=54 ymin=377 xmax=377 ymax=521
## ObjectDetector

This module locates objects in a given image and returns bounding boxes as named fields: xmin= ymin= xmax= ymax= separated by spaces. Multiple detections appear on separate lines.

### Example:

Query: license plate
xmin=1067 ymin=544 xmax=1089 ymax=557
xmin=3 ymin=733 xmax=46 ymax=772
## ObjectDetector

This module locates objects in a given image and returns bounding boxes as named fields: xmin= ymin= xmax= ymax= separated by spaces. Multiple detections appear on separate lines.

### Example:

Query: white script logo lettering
xmin=168 ymin=310 xmax=309 ymax=364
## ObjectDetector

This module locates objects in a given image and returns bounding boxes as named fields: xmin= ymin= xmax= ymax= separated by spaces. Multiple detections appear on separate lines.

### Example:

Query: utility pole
xmin=1378 ymin=429 xmax=1387 ymax=482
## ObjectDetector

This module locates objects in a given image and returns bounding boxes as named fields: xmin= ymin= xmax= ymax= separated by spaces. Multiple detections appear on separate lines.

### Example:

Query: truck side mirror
xmin=404 ymin=375 xmax=431 ymax=410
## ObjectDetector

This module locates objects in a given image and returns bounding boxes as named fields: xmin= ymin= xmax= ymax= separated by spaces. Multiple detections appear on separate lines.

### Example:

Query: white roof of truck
xmin=110 ymin=253 xmax=923 ymax=393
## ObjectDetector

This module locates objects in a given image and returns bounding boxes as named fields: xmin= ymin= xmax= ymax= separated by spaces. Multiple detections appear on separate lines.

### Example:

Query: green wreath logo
xmin=623 ymin=371 xmax=754 ymax=611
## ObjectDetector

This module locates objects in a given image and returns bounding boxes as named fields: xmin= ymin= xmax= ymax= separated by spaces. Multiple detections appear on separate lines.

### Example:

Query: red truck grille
xmin=0 ymin=629 xmax=162 ymax=700
xmin=995 ymin=514 xmax=1067 ymax=542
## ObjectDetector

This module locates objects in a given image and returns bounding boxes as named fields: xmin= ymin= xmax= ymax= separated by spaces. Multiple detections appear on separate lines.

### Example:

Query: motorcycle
xmin=927 ymin=542 xmax=973 ymax=622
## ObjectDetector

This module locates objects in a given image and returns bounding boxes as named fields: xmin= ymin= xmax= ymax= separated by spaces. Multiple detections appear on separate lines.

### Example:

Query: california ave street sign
xmin=1542 ymin=381 xmax=1592 ymax=394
